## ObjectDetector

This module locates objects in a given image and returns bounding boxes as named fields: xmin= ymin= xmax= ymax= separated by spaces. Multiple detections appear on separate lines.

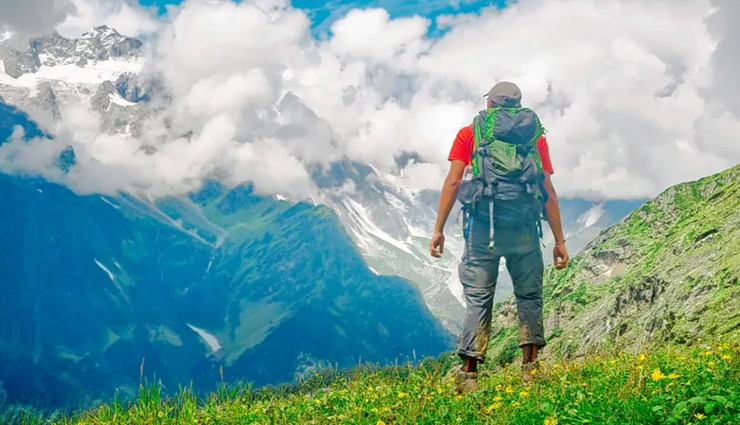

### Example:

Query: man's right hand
xmin=430 ymin=231 xmax=445 ymax=258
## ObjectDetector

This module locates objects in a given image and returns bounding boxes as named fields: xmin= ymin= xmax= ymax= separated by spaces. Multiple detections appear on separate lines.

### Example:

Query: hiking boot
xmin=445 ymin=365 xmax=479 ymax=394
xmin=521 ymin=361 xmax=542 ymax=387
xmin=454 ymin=369 xmax=479 ymax=394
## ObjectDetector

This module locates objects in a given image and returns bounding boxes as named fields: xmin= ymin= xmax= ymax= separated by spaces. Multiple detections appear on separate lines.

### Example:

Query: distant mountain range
xmin=0 ymin=25 xmax=649 ymax=413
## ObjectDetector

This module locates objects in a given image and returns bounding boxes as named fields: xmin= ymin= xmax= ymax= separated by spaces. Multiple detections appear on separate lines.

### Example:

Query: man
xmin=430 ymin=81 xmax=569 ymax=393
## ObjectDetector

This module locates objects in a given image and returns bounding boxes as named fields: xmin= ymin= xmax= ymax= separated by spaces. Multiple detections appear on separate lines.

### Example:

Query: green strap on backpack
xmin=461 ymin=106 xmax=548 ymax=249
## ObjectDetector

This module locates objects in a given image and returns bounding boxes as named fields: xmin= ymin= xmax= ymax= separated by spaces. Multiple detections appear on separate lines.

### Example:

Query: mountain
xmin=0 ymin=26 xmax=645 ymax=337
xmin=0 ymin=26 xmax=141 ymax=79
xmin=0 ymin=101 xmax=453 ymax=412
xmin=486 ymin=163 xmax=740 ymax=364
xmin=544 ymin=198 xmax=648 ymax=261
xmin=0 ymin=26 xmax=146 ymax=136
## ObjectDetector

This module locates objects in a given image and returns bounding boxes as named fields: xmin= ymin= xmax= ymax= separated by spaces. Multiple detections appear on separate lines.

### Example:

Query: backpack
xmin=457 ymin=106 xmax=548 ymax=249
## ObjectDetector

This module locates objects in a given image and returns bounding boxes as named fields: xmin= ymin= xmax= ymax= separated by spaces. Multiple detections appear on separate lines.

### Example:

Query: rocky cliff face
xmin=487 ymin=164 xmax=740 ymax=364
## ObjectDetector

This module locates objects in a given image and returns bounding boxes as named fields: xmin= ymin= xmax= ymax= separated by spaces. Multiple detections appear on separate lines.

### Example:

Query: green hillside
xmin=486 ymin=164 xmax=740 ymax=364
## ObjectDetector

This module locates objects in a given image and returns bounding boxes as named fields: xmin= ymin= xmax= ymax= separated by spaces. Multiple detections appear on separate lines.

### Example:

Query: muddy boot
xmin=454 ymin=369 xmax=479 ymax=394
xmin=521 ymin=345 xmax=542 ymax=387
xmin=446 ymin=358 xmax=480 ymax=395
xmin=521 ymin=361 xmax=541 ymax=387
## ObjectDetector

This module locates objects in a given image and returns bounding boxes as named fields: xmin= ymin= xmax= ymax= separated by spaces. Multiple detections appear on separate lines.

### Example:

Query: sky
xmin=135 ymin=0 xmax=509 ymax=35
xmin=0 ymin=0 xmax=739 ymax=201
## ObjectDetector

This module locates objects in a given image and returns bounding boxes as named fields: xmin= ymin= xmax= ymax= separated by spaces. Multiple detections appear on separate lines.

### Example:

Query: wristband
xmin=555 ymin=239 xmax=566 ymax=245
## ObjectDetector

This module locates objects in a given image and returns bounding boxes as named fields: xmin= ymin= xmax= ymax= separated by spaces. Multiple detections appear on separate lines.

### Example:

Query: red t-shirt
xmin=448 ymin=124 xmax=554 ymax=174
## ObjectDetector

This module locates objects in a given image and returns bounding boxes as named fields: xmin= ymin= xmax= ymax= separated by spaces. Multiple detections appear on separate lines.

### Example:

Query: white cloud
xmin=56 ymin=0 xmax=159 ymax=38
xmin=4 ymin=0 xmax=740 ymax=201
xmin=0 ymin=0 xmax=76 ymax=36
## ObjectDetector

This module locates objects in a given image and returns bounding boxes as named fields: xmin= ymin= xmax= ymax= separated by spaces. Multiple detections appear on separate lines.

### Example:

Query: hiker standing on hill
xmin=430 ymin=81 xmax=569 ymax=393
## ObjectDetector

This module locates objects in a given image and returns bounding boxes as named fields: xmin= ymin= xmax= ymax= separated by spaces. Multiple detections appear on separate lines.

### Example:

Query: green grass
xmin=14 ymin=341 xmax=740 ymax=425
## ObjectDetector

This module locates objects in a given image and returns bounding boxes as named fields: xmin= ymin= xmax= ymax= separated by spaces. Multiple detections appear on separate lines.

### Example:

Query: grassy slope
xmin=486 ymin=165 xmax=740 ymax=364
xmin=15 ymin=341 xmax=740 ymax=424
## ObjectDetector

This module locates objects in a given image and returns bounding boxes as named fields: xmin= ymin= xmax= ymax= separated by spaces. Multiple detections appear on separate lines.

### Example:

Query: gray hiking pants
xmin=457 ymin=203 xmax=546 ymax=363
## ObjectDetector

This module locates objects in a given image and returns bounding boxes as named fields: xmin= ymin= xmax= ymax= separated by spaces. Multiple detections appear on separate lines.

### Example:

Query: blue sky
xmin=138 ymin=0 xmax=509 ymax=36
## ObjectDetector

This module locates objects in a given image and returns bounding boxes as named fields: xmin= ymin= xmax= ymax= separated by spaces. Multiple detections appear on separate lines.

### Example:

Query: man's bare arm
xmin=430 ymin=160 xmax=467 ymax=257
xmin=542 ymin=172 xmax=569 ymax=269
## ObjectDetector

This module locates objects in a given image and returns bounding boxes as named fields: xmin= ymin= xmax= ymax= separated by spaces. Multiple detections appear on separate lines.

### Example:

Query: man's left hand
xmin=553 ymin=243 xmax=569 ymax=269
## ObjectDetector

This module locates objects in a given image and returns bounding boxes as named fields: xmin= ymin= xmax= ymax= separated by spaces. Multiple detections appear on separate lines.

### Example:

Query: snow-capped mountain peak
xmin=0 ymin=26 xmax=142 ymax=79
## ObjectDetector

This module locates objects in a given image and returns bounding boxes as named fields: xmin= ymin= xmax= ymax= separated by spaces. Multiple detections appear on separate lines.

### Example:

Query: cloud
xmin=4 ymin=0 xmax=740 ymax=201
xmin=705 ymin=0 xmax=740 ymax=116
xmin=56 ymin=0 xmax=160 ymax=38
xmin=0 ymin=0 xmax=77 ymax=36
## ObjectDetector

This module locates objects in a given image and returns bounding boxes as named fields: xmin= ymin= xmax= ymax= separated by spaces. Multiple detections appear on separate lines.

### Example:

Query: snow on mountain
xmin=313 ymin=161 xmax=467 ymax=332
xmin=576 ymin=202 xmax=606 ymax=231
xmin=0 ymin=58 xmax=143 ymax=88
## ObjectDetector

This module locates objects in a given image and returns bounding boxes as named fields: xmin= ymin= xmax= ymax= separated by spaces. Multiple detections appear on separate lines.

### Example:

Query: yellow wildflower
xmin=520 ymin=391 xmax=530 ymax=398
xmin=397 ymin=392 xmax=408 ymax=399
xmin=543 ymin=417 xmax=559 ymax=425
xmin=371 ymin=408 xmax=379 ymax=414
xmin=378 ymin=421 xmax=386 ymax=425
xmin=610 ymin=359 xmax=616 ymax=365
xmin=651 ymin=368 xmax=666 ymax=381
xmin=708 ymin=361 xmax=716 ymax=368
xmin=494 ymin=396 xmax=503 ymax=402
xmin=513 ymin=401 xmax=521 ymax=407
xmin=486 ymin=402 xmax=503 ymax=413
xmin=505 ymin=386 xmax=514 ymax=394
xmin=158 ymin=411 xmax=164 ymax=418
xmin=722 ymin=354 xmax=732 ymax=361
xmin=437 ymin=387 xmax=444 ymax=394
xmin=455 ymin=395 xmax=462 ymax=401
xmin=668 ymin=373 xmax=679 ymax=380
xmin=495 ymin=385 xmax=503 ymax=392
xmin=695 ymin=413 xmax=705 ymax=420
xmin=638 ymin=354 xmax=647 ymax=362
xmin=530 ymin=368 xmax=539 ymax=376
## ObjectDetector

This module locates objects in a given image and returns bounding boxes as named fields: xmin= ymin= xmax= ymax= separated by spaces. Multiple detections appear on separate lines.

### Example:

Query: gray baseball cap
xmin=484 ymin=81 xmax=522 ymax=107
